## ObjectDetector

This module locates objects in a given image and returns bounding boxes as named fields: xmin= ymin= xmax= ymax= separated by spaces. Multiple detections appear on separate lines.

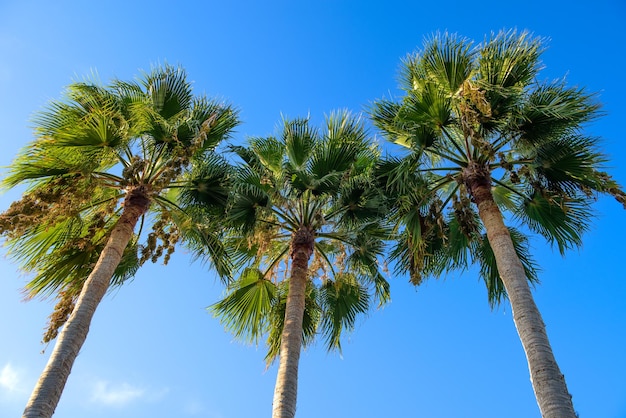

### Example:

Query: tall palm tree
xmin=370 ymin=31 xmax=625 ymax=418
xmin=0 ymin=65 xmax=239 ymax=418
xmin=208 ymin=112 xmax=390 ymax=418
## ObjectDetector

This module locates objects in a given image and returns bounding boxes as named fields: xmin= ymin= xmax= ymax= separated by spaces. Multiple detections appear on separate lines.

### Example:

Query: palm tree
xmin=0 ymin=65 xmax=239 ymax=418
xmin=208 ymin=112 xmax=390 ymax=418
xmin=370 ymin=31 xmax=625 ymax=418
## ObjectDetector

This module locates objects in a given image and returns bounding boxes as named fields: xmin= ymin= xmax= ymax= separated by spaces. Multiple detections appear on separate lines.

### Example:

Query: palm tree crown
xmin=2 ymin=65 xmax=238 ymax=294
xmin=373 ymin=31 xmax=624 ymax=279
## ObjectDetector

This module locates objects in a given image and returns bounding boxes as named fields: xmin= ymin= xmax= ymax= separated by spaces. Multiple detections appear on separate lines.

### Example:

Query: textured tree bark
xmin=23 ymin=188 xmax=150 ymax=418
xmin=272 ymin=227 xmax=314 ymax=418
xmin=465 ymin=165 xmax=577 ymax=418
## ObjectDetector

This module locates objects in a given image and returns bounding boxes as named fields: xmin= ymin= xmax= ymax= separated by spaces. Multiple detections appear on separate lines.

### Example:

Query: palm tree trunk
xmin=467 ymin=170 xmax=576 ymax=418
xmin=272 ymin=227 xmax=314 ymax=418
xmin=23 ymin=188 xmax=150 ymax=418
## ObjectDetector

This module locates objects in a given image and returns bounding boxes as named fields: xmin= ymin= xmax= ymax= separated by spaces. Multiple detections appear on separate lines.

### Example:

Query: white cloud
xmin=90 ymin=380 xmax=145 ymax=407
xmin=0 ymin=363 xmax=20 ymax=393
xmin=0 ymin=362 xmax=29 ymax=408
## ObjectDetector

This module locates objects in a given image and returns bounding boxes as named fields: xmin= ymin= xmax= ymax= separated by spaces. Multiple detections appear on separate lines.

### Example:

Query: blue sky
xmin=1 ymin=1 xmax=625 ymax=417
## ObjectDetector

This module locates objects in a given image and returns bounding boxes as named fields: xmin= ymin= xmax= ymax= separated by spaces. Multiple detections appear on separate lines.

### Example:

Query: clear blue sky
xmin=1 ymin=1 xmax=625 ymax=417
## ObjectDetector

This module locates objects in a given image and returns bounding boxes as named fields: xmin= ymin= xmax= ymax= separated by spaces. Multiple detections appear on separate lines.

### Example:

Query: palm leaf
xmin=531 ymin=134 xmax=606 ymax=193
xmin=406 ymin=32 xmax=474 ymax=94
xmin=319 ymin=273 xmax=370 ymax=352
xmin=179 ymin=154 xmax=231 ymax=209
xmin=191 ymin=99 xmax=239 ymax=153
xmin=283 ymin=117 xmax=316 ymax=170
xmin=142 ymin=64 xmax=193 ymax=120
xmin=478 ymin=30 xmax=542 ymax=91
xmin=210 ymin=268 xmax=277 ymax=343
xmin=516 ymin=191 xmax=591 ymax=254
xmin=250 ymin=136 xmax=285 ymax=176
xmin=514 ymin=81 xmax=600 ymax=147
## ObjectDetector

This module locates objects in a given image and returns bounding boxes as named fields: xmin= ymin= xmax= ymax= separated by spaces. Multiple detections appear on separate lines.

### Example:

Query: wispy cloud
xmin=90 ymin=380 xmax=145 ymax=407
xmin=0 ymin=362 xmax=29 ymax=407
xmin=0 ymin=363 xmax=21 ymax=393
xmin=89 ymin=379 xmax=169 ymax=408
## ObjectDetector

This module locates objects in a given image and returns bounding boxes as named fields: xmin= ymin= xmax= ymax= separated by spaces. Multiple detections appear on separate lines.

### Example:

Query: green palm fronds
xmin=1 ymin=64 xmax=239 ymax=337
xmin=200 ymin=111 xmax=390 ymax=362
xmin=370 ymin=30 xmax=624 ymax=305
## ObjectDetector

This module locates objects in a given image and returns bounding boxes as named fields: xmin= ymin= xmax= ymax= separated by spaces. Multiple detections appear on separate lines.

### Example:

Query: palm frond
xmin=319 ymin=273 xmax=370 ymax=352
xmin=369 ymin=99 xmax=410 ymax=146
xmin=179 ymin=154 xmax=232 ymax=210
xmin=191 ymin=100 xmax=240 ymax=153
xmin=18 ymin=213 xmax=138 ymax=298
xmin=283 ymin=117 xmax=316 ymax=170
xmin=400 ymin=83 xmax=454 ymax=134
xmin=530 ymin=134 xmax=606 ymax=194
xmin=141 ymin=64 xmax=193 ymax=120
xmin=478 ymin=30 xmax=543 ymax=90
xmin=491 ymin=177 xmax=523 ymax=212
xmin=516 ymin=191 xmax=592 ymax=255
xmin=210 ymin=268 xmax=277 ymax=343
xmin=180 ymin=219 xmax=232 ymax=280
xmin=406 ymin=32 xmax=474 ymax=94
xmin=324 ymin=110 xmax=369 ymax=146
xmin=514 ymin=81 xmax=600 ymax=147
xmin=249 ymin=136 xmax=285 ymax=176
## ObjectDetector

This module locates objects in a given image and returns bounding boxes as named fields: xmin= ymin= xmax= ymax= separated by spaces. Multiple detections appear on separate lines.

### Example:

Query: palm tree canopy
xmin=208 ymin=111 xmax=391 ymax=363
xmin=0 ymin=65 xmax=239 ymax=335
xmin=371 ymin=31 xmax=625 ymax=304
